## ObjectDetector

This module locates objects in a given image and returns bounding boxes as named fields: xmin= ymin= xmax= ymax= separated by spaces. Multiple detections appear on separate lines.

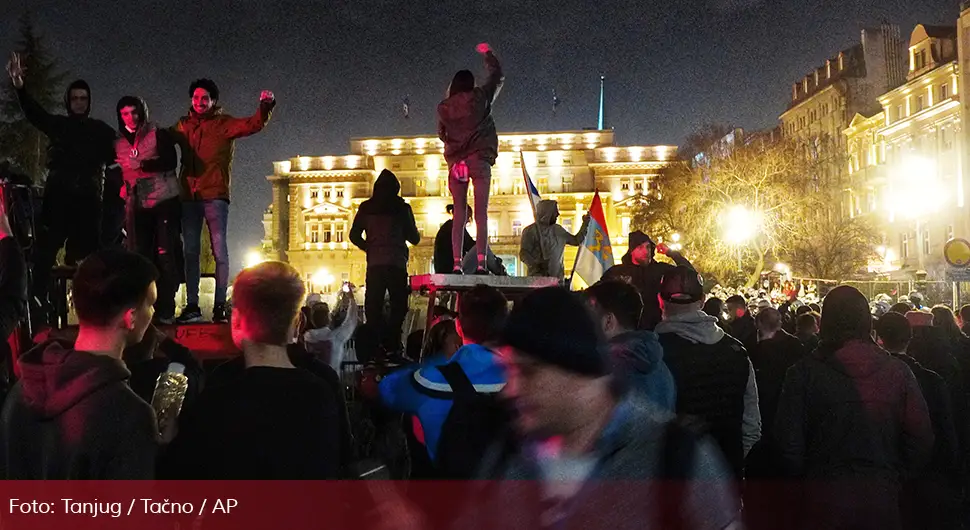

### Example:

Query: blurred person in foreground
xmin=774 ymin=286 xmax=933 ymax=530
xmin=0 ymin=249 xmax=159 ymax=479
xmin=461 ymin=287 xmax=741 ymax=530
xmin=166 ymin=261 xmax=340 ymax=479
xmin=584 ymin=280 xmax=675 ymax=410
xmin=0 ymin=184 xmax=26 ymax=396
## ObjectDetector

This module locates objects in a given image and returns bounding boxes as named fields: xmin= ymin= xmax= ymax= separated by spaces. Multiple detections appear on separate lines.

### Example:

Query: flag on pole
xmin=572 ymin=193 xmax=614 ymax=287
xmin=521 ymin=151 xmax=541 ymax=220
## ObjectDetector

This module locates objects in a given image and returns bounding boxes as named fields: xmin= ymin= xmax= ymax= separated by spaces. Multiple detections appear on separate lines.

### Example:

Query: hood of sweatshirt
xmin=608 ymin=330 xmax=664 ymax=374
xmin=655 ymin=310 xmax=726 ymax=345
xmin=18 ymin=340 xmax=132 ymax=419
xmin=64 ymin=79 xmax=92 ymax=118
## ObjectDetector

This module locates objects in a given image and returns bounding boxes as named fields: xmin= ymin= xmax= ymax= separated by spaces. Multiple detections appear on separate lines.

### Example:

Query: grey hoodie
xmin=657 ymin=310 xmax=762 ymax=457
xmin=519 ymin=200 xmax=590 ymax=278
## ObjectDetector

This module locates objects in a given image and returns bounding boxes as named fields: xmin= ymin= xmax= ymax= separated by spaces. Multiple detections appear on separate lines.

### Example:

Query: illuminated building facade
xmin=846 ymin=22 xmax=967 ymax=278
xmin=262 ymin=130 xmax=677 ymax=292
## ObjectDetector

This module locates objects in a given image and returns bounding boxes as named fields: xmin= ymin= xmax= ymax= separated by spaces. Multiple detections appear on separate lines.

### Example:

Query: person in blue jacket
xmin=379 ymin=284 xmax=508 ymax=461
xmin=584 ymin=280 xmax=676 ymax=411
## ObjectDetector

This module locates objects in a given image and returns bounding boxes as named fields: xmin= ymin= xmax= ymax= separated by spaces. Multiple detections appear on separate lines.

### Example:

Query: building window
xmin=322 ymin=227 xmax=332 ymax=243
xmin=336 ymin=190 xmax=344 ymax=199
xmin=923 ymin=229 xmax=930 ymax=256
xmin=491 ymin=178 xmax=501 ymax=196
xmin=391 ymin=163 xmax=401 ymax=170
xmin=487 ymin=220 xmax=499 ymax=242
xmin=324 ymin=189 xmax=332 ymax=200
xmin=336 ymin=227 xmax=344 ymax=243
xmin=916 ymin=95 xmax=924 ymax=112
xmin=512 ymin=220 xmax=523 ymax=236
xmin=310 ymin=225 xmax=320 ymax=243
xmin=562 ymin=158 xmax=573 ymax=165
xmin=416 ymin=222 xmax=425 ymax=236
xmin=415 ymin=179 xmax=425 ymax=188
xmin=901 ymin=233 xmax=909 ymax=258
xmin=562 ymin=174 xmax=574 ymax=193
xmin=537 ymin=177 xmax=548 ymax=194
xmin=621 ymin=182 xmax=629 ymax=192
xmin=538 ymin=158 xmax=546 ymax=166
xmin=634 ymin=181 xmax=644 ymax=192
xmin=941 ymin=83 xmax=950 ymax=101
xmin=416 ymin=162 xmax=425 ymax=169
xmin=311 ymin=190 xmax=319 ymax=199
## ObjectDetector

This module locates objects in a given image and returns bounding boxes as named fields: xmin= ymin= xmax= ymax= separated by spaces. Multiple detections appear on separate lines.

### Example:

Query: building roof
xmin=920 ymin=24 xmax=957 ymax=40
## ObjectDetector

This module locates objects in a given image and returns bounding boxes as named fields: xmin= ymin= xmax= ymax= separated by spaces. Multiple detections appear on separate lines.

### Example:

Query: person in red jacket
xmin=173 ymin=79 xmax=276 ymax=324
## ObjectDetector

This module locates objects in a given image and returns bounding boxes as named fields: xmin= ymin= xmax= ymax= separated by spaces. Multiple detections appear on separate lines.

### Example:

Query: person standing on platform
xmin=349 ymin=169 xmax=420 ymax=354
xmin=6 ymin=53 xmax=117 ymax=325
xmin=433 ymin=204 xmax=474 ymax=274
xmin=438 ymin=43 xmax=503 ymax=274
xmin=173 ymin=79 xmax=276 ymax=324
xmin=519 ymin=199 xmax=589 ymax=278
xmin=114 ymin=96 xmax=183 ymax=324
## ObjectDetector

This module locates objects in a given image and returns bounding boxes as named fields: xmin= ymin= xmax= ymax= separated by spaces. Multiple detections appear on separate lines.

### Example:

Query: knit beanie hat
xmin=501 ymin=287 xmax=610 ymax=377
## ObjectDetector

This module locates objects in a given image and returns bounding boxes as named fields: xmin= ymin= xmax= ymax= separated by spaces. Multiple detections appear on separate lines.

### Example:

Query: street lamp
xmin=721 ymin=205 xmax=761 ymax=245
xmin=245 ymin=250 xmax=265 ymax=269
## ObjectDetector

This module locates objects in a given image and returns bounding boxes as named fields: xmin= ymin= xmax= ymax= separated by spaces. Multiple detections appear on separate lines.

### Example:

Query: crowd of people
xmin=3 ymin=41 xmax=970 ymax=530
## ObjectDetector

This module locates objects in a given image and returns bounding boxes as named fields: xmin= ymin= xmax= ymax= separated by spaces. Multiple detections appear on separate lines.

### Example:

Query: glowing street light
xmin=671 ymin=232 xmax=681 ymax=242
xmin=721 ymin=205 xmax=761 ymax=245
xmin=312 ymin=268 xmax=335 ymax=288
xmin=245 ymin=250 xmax=265 ymax=269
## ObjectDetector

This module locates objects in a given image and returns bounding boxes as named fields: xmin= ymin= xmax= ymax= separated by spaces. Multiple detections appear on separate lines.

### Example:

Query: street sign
xmin=946 ymin=268 xmax=970 ymax=282
xmin=944 ymin=238 xmax=970 ymax=267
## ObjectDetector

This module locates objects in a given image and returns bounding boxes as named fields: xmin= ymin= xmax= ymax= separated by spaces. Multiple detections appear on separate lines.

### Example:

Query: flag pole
xmin=521 ymin=151 xmax=547 ymax=273
xmin=567 ymin=191 xmax=594 ymax=288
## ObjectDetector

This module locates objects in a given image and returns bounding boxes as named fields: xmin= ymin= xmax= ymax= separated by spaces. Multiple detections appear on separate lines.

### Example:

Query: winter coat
xmin=378 ymin=343 xmax=504 ymax=461
xmin=607 ymin=330 xmax=676 ymax=411
xmin=519 ymin=199 xmax=589 ymax=278
xmin=729 ymin=313 xmax=758 ymax=352
xmin=115 ymin=125 xmax=179 ymax=209
xmin=0 ymin=340 xmax=158 ymax=479
xmin=657 ymin=310 xmax=761 ymax=478
xmin=601 ymin=251 xmax=694 ymax=331
xmin=437 ymin=53 xmax=504 ymax=167
xmin=462 ymin=396 xmax=741 ymax=530
xmin=172 ymin=101 xmax=274 ymax=201
xmin=774 ymin=340 xmax=934 ymax=481
xmin=349 ymin=169 xmax=420 ymax=268
xmin=433 ymin=220 xmax=474 ymax=273
xmin=891 ymin=352 xmax=961 ymax=484
xmin=748 ymin=330 xmax=807 ymax=442
xmin=16 ymin=82 xmax=117 ymax=199
xmin=908 ymin=326 xmax=970 ymax=458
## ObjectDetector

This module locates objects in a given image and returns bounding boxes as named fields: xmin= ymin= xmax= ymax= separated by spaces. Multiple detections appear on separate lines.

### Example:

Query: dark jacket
xmin=797 ymin=332 xmax=820 ymax=353
xmin=349 ymin=170 xmax=420 ymax=268
xmin=908 ymin=326 xmax=970 ymax=458
xmin=0 ymin=340 xmax=158 ymax=479
xmin=892 ymin=352 xmax=960 ymax=483
xmin=16 ymin=82 xmax=116 ymax=199
xmin=601 ymin=252 xmax=693 ymax=331
xmin=774 ymin=340 xmax=934 ymax=481
xmin=123 ymin=326 xmax=205 ymax=412
xmin=608 ymin=330 xmax=676 ymax=411
xmin=729 ymin=313 xmax=758 ymax=352
xmin=0 ymin=237 xmax=26 ymax=345
xmin=437 ymin=52 xmax=504 ymax=167
xmin=749 ymin=330 xmax=807 ymax=441
xmin=172 ymin=101 xmax=274 ymax=201
xmin=433 ymin=219 xmax=474 ymax=273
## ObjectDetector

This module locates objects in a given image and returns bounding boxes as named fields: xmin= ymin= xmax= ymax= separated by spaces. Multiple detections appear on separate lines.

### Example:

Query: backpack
xmin=433 ymin=362 xmax=512 ymax=480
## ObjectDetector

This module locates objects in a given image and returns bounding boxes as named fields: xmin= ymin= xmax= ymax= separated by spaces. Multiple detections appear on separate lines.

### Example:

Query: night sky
xmin=0 ymin=0 xmax=960 ymax=274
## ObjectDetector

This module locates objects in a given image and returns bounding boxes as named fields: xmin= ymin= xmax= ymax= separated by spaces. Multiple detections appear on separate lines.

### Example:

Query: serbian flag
xmin=521 ymin=151 xmax=542 ymax=220
xmin=572 ymin=193 xmax=614 ymax=287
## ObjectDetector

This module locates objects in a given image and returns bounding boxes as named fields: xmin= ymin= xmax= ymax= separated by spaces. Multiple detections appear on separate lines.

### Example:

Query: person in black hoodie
xmin=774 ymin=286 xmax=933 ymax=530
xmin=438 ymin=43 xmax=503 ymax=274
xmin=6 ymin=53 xmax=117 ymax=324
xmin=114 ymin=96 xmax=183 ymax=324
xmin=165 ymin=261 xmax=341 ymax=479
xmin=123 ymin=325 xmax=205 ymax=412
xmin=0 ymin=190 xmax=26 ymax=400
xmin=349 ymin=169 xmax=420 ymax=353
xmin=601 ymin=230 xmax=693 ymax=330
xmin=433 ymin=204 xmax=474 ymax=274
xmin=725 ymin=294 xmax=757 ymax=352
xmin=0 ymin=249 xmax=159 ymax=479
xmin=875 ymin=312 xmax=961 ymax=530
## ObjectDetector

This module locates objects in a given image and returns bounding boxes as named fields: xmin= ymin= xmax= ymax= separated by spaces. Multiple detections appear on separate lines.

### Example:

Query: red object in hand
xmin=656 ymin=243 xmax=669 ymax=255
xmin=476 ymin=42 xmax=491 ymax=54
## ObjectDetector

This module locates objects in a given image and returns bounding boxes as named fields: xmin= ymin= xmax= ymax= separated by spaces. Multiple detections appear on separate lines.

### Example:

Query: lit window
xmin=562 ymin=174 xmax=574 ymax=192
xmin=324 ymin=189 xmax=332 ymax=200
xmin=621 ymin=182 xmax=630 ymax=191
xmin=324 ymin=228 xmax=332 ymax=243
xmin=337 ymin=190 xmax=344 ymax=198
xmin=336 ymin=228 xmax=344 ymax=243
xmin=923 ymin=229 xmax=930 ymax=255
xmin=310 ymin=226 xmax=320 ymax=243
xmin=916 ymin=95 xmax=924 ymax=112
xmin=941 ymin=83 xmax=950 ymax=100
xmin=512 ymin=220 xmax=524 ymax=236
xmin=901 ymin=233 xmax=909 ymax=258
xmin=311 ymin=190 xmax=319 ymax=199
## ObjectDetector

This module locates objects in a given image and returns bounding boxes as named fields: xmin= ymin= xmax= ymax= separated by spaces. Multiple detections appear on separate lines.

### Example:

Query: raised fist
xmin=476 ymin=42 xmax=491 ymax=55
xmin=260 ymin=90 xmax=275 ymax=103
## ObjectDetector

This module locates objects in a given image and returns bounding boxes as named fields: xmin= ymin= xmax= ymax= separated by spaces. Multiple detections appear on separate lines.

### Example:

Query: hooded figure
xmin=773 ymin=286 xmax=934 ymax=530
xmin=519 ymin=199 xmax=589 ymax=278
xmin=350 ymin=169 xmax=420 ymax=352
xmin=114 ymin=96 xmax=183 ymax=323
xmin=0 ymin=340 xmax=158 ymax=479
xmin=13 ymin=78 xmax=117 ymax=320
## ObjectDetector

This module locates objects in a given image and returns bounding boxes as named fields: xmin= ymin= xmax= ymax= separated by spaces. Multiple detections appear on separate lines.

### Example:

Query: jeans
xmin=134 ymin=199 xmax=183 ymax=318
xmin=182 ymin=199 xmax=229 ymax=306
xmin=365 ymin=265 xmax=409 ymax=352
xmin=449 ymin=158 xmax=491 ymax=268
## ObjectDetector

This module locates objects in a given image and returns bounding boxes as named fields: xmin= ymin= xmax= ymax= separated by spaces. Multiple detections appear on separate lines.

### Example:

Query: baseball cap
xmin=660 ymin=266 xmax=705 ymax=304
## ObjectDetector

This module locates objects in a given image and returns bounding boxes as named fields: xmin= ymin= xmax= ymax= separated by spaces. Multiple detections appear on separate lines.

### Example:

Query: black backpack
xmin=432 ymin=362 xmax=512 ymax=480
